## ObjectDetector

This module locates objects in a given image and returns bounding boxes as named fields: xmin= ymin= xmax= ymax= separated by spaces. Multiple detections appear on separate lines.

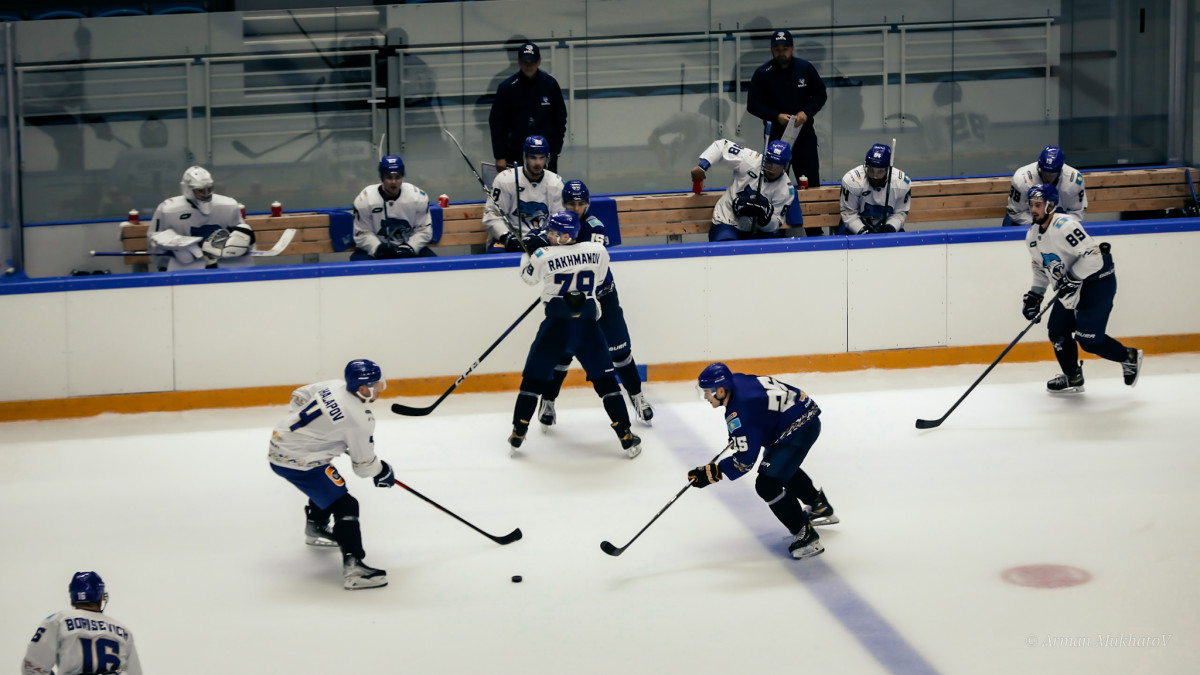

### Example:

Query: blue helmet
xmin=763 ymin=140 xmax=792 ymax=167
xmin=865 ymin=143 xmax=892 ymax=169
xmin=69 ymin=571 xmax=106 ymax=606
xmin=1037 ymin=145 xmax=1064 ymax=177
xmin=697 ymin=362 xmax=733 ymax=392
xmin=345 ymin=359 xmax=382 ymax=392
xmin=379 ymin=155 xmax=405 ymax=178
xmin=1027 ymin=183 xmax=1059 ymax=212
xmin=546 ymin=210 xmax=581 ymax=239
xmin=523 ymin=135 xmax=550 ymax=157
xmin=562 ymin=179 xmax=590 ymax=203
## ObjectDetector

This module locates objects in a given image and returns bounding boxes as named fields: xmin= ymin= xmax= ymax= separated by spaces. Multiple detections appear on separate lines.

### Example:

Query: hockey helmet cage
xmin=181 ymin=166 xmax=214 ymax=203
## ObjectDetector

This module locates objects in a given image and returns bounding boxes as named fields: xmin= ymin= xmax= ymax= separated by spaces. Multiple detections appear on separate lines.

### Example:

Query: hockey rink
xmin=3 ymin=354 xmax=1198 ymax=674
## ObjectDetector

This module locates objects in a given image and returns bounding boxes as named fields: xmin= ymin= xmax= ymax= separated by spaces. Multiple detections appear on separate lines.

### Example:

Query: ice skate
xmin=614 ymin=424 xmax=642 ymax=459
xmin=508 ymin=429 xmax=525 ymax=458
xmin=304 ymin=505 xmax=338 ymax=547
xmin=806 ymin=489 xmax=840 ymax=526
xmin=787 ymin=524 xmax=824 ymax=560
xmin=342 ymin=553 xmax=387 ymax=590
xmin=630 ymin=392 xmax=654 ymax=426
xmin=1047 ymin=363 xmax=1085 ymax=394
xmin=1122 ymin=348 xmax=1144 ymax=387
xmin=538 ymin=398 xmax=556 ymax=428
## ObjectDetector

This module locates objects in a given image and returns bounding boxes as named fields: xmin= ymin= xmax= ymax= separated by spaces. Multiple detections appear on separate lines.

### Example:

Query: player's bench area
xmin=117 ymin=167 xmax=1196 ymax=262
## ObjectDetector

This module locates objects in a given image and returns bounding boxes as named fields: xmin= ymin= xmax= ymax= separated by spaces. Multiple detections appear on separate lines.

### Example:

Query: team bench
xmin=117 ymin=167 xmax=1196 ymax=262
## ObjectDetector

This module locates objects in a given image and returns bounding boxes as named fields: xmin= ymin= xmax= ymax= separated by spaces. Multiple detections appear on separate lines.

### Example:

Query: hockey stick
xmin=600 ymin=439 xmax=734 ymax=557
xmin=915 ymin=295 xmax=1056 ymax=429
xmin=1184 ymin=168 xmax=1200 ymax=217
xmin=393 ymin=478 xmax=523 ymax=545
xmin=391 ymin=297 xmax=541 ymax=416
xmin=443 ymin=127 xmax=530 ymax=254
xmin=442 ymin=128 xmax=492 ymax=199
xmin=91 ymin=228 xmax=297 ymax=258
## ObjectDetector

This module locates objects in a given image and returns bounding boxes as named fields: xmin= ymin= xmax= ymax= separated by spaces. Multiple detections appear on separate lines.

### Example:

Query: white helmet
xmin=181 ymin=166 xmax=215 ymax=214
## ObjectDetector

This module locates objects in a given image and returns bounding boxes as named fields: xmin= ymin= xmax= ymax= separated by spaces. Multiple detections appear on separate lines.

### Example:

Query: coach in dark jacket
xmin=488 ymin=42 xmax=568 ymax=172
xmin=747 ymin=29 xmax=827 ymax=187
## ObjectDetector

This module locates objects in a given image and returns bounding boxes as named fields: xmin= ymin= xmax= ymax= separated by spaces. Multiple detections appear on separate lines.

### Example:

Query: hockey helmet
xmin=379 ymin=155 xmax=405 ymax=178
xmin=1037 ymin=146 xmax=1064 ymax=181
xmin=1027 ymin=183 xmax=1059 ymax=212
xmin=764 ymin=140 xmax=792 ymax=166
xmin=181 ymin=166 xmax=214 ymax=203
xmin=345 ymin=359 xmax=383 ymax=391
xmin=697 ymin=362 xmax=733 ymax=393
xmin=865 ymin=143 xmax=892 ymax=169
xmin=546 ymin=210 xmax=581 ymax=240
xmin=562 ymin=179 xmax=590 ymax=204
xmin=69 ymin=571 xmax=106 ymax=606
xmin=523 ymin=135 xmax=550 ymax=158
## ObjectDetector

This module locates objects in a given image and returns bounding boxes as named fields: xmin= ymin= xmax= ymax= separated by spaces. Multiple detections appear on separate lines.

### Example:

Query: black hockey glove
xmin=395 ymin=244 xmax=417 ymax=259
xmin=373 ymin=461 xmax=395 ymax=488
xmin=1022 ymin=291 xmax=1044 ymax=322
xmin=877 ymin=223 xmax=897 ymax=234
xmin=504 ymin=232 xmax=526 ymax=253
xmin=687 ymin=462 xmax=723 ymax=488
xmin=522 ymin=228 xmax=551 ymax=253
xmin=858 ymin=221 xmax=880 ymax=235
xmin=1054 ymin=272 xmax=1082 ymax=295
xmin=733 ymin=193 xmax=774 ymax=229
xmin=373 ymin=241 xmax=404 ymax=259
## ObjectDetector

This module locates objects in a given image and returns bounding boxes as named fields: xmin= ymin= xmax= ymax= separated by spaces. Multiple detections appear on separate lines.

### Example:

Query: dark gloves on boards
xmin=373 ymin=461 xmax=395 ymax=488
xmin=375 ymin=241 xmax=416 ymax=259
xmin=732 ymin=193 xmax=774 ymax=229
xmin=688 ymin=462 xmax=723 ymax=488
xmin=1022 ymin=291 xmax=1045 ymax=322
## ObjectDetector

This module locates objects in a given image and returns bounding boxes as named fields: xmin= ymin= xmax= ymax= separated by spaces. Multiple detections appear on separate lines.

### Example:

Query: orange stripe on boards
xmin=2 ymin=334 xmax=1196 ymax=423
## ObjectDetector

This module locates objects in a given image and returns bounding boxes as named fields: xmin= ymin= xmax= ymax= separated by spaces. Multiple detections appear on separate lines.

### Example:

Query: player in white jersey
xmin=690 ymin=138 xmax=804 ymax=241
xmin=1004 ymin=145 xmax=1087 ymax=227
xmin=350 ymin=155 xmax=436 ymax=260
xmin=839 ymin=143 xmax=911 ymax=234
xmin=146 ymin=166 xmax=254 ymax=271
xmin=268 ymin=359 xmax=395 ymax=589
xmin=508 ymin=211 xmax=642 ymax=459
xmin=23 ymin=571 xmax=142 ymax=675
xmin=1020 ymin=183 xmax=1143 ymax=393
xmin=482 ymin=134 xmax=565 ymax=253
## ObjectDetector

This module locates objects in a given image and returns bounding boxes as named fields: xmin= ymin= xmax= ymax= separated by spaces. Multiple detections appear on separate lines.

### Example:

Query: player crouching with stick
xmin=690 ymin=363 xmax=837 ymax=560
xmin=268 ymin=359 xmax=395 ymax=590
xmin=508 ymin=211 xmax=642 ymax=459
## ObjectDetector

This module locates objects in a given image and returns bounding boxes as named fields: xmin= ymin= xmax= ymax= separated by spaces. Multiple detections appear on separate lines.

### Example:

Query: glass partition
xmin=1 ymin=22 xmax=15 ymax=276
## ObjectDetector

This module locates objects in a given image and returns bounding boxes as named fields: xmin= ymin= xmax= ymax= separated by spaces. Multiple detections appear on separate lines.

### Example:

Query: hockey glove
xmin=877 ymin=223 xmax=897 ymax=234
xmin=1054 ymin=272 xmax=1082 ymax=295
xmin=200 ymin=229 xmax=230 ymax=262
xmin=373 ymin=461 xmax=395 ymax=488
xmin=504 ymin=233 xmax=526 ymax=253
xmin=688 ymin=462 xmax=723 ymax=488
xmin=1022 ymin=291 xmax=1045 ymax=322
xmin=395 ymin=244 xmax=417 ymax=259
xmin=732 ymin=193 xmax=774 ymax=229
xmin=858 ymin=221 xmax=880 ymax=235
xmin=373 ymin=241 xmax=404 ymax=259
xmin=522 ymin=228 xmax=551 ymax=253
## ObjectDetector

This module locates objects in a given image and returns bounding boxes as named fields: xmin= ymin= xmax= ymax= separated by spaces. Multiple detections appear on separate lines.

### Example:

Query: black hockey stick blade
xmin=599 ymin=540 xmax=626 ymax=556
xmin=915 ymin=297 xmax=1056 ymax=430
xmin=493 ymin=528 xmax=524 ymax=545
xmin=391 ymin=298 xmax=541 ymax=417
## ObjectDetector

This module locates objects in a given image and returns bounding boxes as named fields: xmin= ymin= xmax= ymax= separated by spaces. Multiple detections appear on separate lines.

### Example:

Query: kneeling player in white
xmin=146 ymin=166 xmax=254 ymax=271
xmin=1021 ymin=183 xmax=1142 ymax=393
xmin=509 ymin=211 xmax=642 ymax=458
xmin=268 ymin=359 xmax=395 ymax=589
xmin=351 ymin=155 xmax=436 ymax=260
xmin=838 ymin=143 xmax=910 ymax=234
xmin=691 ymin=138 xmax=803 ymax=242
xmin=23 ymin=571 xmax=142 ymax=675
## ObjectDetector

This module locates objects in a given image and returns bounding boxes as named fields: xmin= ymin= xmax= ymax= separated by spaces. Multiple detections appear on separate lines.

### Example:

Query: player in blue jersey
xmin=688 ymin=363 xmax=837 ymax=560
xmin=509 ymin=211 xmax=642 ymax=459
xmin=533 ymin=179 xmax=653 ymax=428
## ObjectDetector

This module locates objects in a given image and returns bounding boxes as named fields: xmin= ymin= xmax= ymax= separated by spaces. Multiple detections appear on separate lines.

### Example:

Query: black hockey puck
xmin=511 ymin=575 xmax=522 ymax=583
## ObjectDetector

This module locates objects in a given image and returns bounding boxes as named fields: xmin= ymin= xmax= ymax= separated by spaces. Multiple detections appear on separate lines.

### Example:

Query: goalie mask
xmin=864 ymin=143 xmax=892 ymax=189
xmin=181 ymin=166 xmax=215 ymax=215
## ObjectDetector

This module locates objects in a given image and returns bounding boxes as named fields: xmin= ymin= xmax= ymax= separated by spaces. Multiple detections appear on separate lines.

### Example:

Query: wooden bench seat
xmin=118 ymin=168 xmax=1196 ymax=262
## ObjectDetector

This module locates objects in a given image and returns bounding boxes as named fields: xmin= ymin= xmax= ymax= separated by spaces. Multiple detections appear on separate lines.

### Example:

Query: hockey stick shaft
xmin=443 ymin=127 xmax=530 ymax=254
xmin=600 ymin=440 xmax=734 ymax=557
xmin=915 ymin=296 xmax=1056 ymax=429
xmin=1186 ymin=168 xmax=1199 ymax=205
xmin=91 ymin=228 xmax=297 ymax=258
xmin=390 ymin=297 xmax=541 ymax=416
xmin=393 ymin=478 xmax=523 ymax=545
xmin=442 ymin=128 xmax=491 ymax=199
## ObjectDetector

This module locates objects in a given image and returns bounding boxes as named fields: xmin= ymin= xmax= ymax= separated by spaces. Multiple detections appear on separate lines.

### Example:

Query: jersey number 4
xmin=756 ymin=376 xmax=797 ymax=412
xmin=289 ymin=400 xmax=323 ymax=431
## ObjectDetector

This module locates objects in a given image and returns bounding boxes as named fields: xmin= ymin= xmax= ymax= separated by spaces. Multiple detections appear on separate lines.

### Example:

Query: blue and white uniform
xmin=352 ymin=182 xmax=433 ymax=256
xmin=23 ymin=608 xmax=142 ymax=675
xmin=147 ymin=193 xmax=247 ymax=271
xmin=1008 ymin=161 xmax=1087 ymax=226
xmin=698 ymin=139 xmax=802 ymax=235
xmin=839 ymin=165 xmax=911 ymax=234
xmin=482 ymin=167 xmax=565 ymax=243
xmin=268 ymin=380 xmax=382 ymax=482
xmin=1025 ymin=211 xmax=1105 ymax=311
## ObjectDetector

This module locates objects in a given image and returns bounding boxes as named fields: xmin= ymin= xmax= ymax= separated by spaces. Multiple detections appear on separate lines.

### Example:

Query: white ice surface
xmin=3 ymin=355 xmax=1198 ymax=674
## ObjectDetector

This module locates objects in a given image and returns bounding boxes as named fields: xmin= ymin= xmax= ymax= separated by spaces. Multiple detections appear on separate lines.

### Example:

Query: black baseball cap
xmin=518 ymin=42 xmax=540 ymax=62
xmin=771 ymin=30 xmax=793 ymax=47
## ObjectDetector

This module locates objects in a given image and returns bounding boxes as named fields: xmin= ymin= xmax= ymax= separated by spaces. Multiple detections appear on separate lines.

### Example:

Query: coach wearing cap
xmin=488 ymin=41 xmax=568 ymax=173
xmin=747 ymin=29 xmax=827 ymax=190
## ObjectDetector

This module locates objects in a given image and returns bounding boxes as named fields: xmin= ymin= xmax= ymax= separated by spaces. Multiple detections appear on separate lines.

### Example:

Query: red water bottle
xmin=692 ymin=179 xmax=703 ymax=195
xmin=270 ymin=200 xmax=282 ymax=217
xmin=438 ymin=194 xmax=449 ymax=208
xmin=238 ymin=203 xmax=246 ymax=219
xmin=126 ymin=209 xmax=140 ymax=225
xmin=798 ymin=175 xmax=809 ymax=190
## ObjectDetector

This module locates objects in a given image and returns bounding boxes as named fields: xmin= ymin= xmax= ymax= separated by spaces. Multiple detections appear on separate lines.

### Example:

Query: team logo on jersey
xmin=179 ymin=213 xmax=191 ymax=219
xmin=325 ymin=466 xmax=345 ymax=486
xmin=796 ymin=79 xmax=807 ymax=88
xmin=372 ymin=207 xmax=383 ymax=213
xmin=541 ymin=96 xmax=550 ymax=106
